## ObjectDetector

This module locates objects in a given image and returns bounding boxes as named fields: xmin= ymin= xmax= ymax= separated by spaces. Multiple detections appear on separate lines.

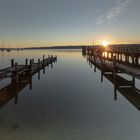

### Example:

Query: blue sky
xmin=0 ymin=0 xmax=140 ymax=47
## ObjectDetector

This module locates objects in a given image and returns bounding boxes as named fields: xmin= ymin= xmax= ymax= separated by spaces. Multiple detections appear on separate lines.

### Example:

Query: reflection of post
xmin=94 ymin=65 xmax=96 ymax=72
xmin=15 ymin=95 xmax=18 ymax=104
xmin=132 ymin=76 xmax=135 ymax=89
xmin=51 ymin=62 xmax=53 ymax=69
xmin=100 ymin=56 xmax=104 ymax=82
xmin=43 ymin=67 xmax=45 ymax=74
xmin=38 ymin=71 xmax=40 ymax=80
xmin=55 ymin=55 xmax=57 ymax=62
xmin=101 ymin=71 xmax=103 ymax=82
xmin=93 ymin=55 xmax=96 ymax=72
xmin=29 ymin=76 xmax=32 ymax=90
xmin=114 ymin=85 xmax=117 ymax=101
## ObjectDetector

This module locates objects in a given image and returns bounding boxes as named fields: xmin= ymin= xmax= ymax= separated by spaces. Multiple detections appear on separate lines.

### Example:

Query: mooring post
xmin=135 ymin=57 xmax=138 ymax=65
xmin=43 ymin=55 xmax=45 ymax=66
xmin=25 ymin=59 xmax=28 ymax=65
xmin=11 ymin=59 xmax=14 ymax=67
xmin=29 ymin=59 xmax=32 ymax=75
xmin=38 ymin=59 xmax=40 ymax=70
xmin=32 ymin=59 xmax=34 ymax=64
xmin=15 ymin=62 xmax=19 ymax=83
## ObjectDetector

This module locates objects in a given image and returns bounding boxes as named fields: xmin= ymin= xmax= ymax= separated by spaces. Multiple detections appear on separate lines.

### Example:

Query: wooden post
xmin=32 ymin=59 xmax=34 ymax=64
xmin=29 ymin=59 xmax=32 ymax=75
xmin=25 ymin=59 xmax=28 ymax=65
xmin=38 ymin=59 xmax=40 ymax=70
xmin=135 ymin=57 xmax=138 ymax=65
xmin=43 ymin=55 xmax=45 ymax=66
xmin=132 ymin=56 xmax=134 ymax=65
xmin=15 ymin=62 xmax=18 ymax=83
xmin=11 ymin=59 xmax=14 ymax=67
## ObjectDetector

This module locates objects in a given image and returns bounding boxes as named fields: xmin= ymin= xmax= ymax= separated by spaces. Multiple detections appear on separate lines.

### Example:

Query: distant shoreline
xmin=0 ymin=46 xmax=87 ymax=50
xmin=24 ymin=46 xmax=86 ymax=50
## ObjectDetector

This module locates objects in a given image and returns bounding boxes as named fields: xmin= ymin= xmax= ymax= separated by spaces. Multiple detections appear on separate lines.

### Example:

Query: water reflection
xmin=87 ymin=57 xmax=140 ymax=111
xmin=0 ymin=60 xmax=56 ymax=109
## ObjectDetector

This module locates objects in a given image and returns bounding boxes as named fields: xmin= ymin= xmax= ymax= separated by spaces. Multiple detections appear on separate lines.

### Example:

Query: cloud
xmin=96 ymin=0 xmax=132 ymax=25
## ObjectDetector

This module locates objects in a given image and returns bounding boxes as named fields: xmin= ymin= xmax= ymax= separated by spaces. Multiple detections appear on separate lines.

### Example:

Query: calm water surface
xmin=0 ymin=50 xmax=140 ymax=140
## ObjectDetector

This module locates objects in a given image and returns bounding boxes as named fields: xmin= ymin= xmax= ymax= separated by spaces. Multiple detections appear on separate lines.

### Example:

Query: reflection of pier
xmin=86 ymin=46 xmax=140 ymax=110
xmin=0 ymin=55 xmax=57 ymax=109
xmin=0 ymin=76 xmax=32 ymax=108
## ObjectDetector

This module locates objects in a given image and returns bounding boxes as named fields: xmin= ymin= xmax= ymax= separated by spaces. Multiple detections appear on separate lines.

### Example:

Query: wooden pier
xmin=85 ymin=44 xmax=140 ymax=110
xmin=0 ymin=55 xmax=57 ymax=108
xmin=87 ymin=57 xmax=140 ymax=111
xmin=85 ymin=44 xmax=140 ymax=81
xmin=0 ymin=55 xmax=57 ymax=81
xmin=86 ymin=44 xmax=140 ymax=67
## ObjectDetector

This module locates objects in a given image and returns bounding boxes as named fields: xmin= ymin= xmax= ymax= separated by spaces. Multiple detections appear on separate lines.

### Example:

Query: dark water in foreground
xmin=0 ymin=50 xmax=140 ymax=140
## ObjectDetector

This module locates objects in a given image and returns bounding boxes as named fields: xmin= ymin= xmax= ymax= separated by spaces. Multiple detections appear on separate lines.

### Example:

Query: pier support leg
xmin=25 ymin=59 xmax=28 ymax=65
xmin=11 ymin=59 xmax=14 ymax=67
xmin=132 ymin=76 xmax=135 ymax=89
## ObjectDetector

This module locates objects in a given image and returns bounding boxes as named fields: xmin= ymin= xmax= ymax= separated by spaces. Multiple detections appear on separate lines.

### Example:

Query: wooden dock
xmin=85 ymin=44 xmax=140 ymax=67
xmin=0 ymin=55 xmax=57 ymax=109
xmin=0 ymin=55 xmax=57 ymax=81
xmin=87 ymin=57 xmax=140 ymax=111
xmin=84 ymin=44 xmax=140 ymax=82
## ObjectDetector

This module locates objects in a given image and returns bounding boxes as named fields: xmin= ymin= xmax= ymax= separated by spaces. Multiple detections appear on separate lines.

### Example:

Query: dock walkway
xmin=0 ymin=55 xmax=57 ymax=80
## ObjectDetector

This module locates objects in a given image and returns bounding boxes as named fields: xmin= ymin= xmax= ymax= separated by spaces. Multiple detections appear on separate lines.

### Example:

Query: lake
xmin=0 ymin=49 xmax=140 ymax=140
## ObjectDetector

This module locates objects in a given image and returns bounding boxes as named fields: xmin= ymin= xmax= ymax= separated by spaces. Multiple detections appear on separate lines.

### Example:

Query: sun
xmin=102 ymin=41 xmax=109 ymax=47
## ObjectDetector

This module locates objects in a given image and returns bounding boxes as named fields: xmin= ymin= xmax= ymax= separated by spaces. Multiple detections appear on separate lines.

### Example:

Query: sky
xmin=0 ymin=0 xmax=140 ymax=47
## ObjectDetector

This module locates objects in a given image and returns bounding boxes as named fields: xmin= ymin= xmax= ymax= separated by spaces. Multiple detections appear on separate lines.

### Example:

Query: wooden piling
xmin=29 ymin=59 xmax=32 ymax=75
xmin=25 ymin=59 xmax=28 ymax=65
xmin=11 ymin=59 xmax=14 ymax=67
